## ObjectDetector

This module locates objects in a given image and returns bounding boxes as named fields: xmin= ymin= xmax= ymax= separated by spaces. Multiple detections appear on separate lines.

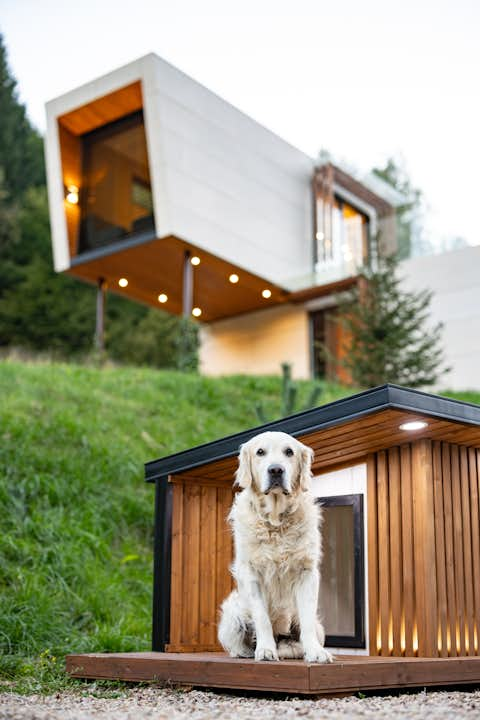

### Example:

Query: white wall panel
xmin=401 ymin=246 xmax=480 ymax=390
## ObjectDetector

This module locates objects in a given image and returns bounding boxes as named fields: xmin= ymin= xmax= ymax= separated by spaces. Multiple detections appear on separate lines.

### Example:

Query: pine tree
xmin=0 ymin=35 xmax=45 ymax=197
xmin=335 ymin=254 xmax=449 ymax=388
xmin=372 ymin=158 xmax=426 ymax=259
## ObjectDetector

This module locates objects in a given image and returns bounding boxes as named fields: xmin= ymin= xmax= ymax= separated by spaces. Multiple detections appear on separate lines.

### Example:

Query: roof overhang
xmin=67 ymin=234 xmax=288 ymax=322
xmin=145 ymin=384 xmax=480 ymax=483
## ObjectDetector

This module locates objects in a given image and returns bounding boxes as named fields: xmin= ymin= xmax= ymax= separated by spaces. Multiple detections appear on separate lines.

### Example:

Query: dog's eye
xmin=285 ymin=448 xmax=294 ymax=457
xmin=256 ymin=448 xmax=265 ymax=456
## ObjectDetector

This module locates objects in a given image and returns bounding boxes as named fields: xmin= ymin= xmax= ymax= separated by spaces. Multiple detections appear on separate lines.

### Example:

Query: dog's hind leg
xmin=218 ymin=591 xmax=255 ymax=658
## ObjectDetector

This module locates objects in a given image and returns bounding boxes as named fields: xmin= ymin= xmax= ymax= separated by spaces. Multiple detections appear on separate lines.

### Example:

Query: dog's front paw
xmin=255 ymin=646 xmax=279 ymax=661
xmin=304 ymin=644 xmax=334 ymax=663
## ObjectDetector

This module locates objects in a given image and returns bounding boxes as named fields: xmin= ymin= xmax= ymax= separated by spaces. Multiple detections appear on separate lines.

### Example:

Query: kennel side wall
xmin=163 ymin=438 xmax=480 ymax=657
xmin=368 ymin=438 xmax=480 ymax=658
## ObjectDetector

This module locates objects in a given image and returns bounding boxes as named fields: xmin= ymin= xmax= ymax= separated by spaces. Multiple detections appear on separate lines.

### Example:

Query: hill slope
xmin=0 ymin=360 xmax=352 ymax=691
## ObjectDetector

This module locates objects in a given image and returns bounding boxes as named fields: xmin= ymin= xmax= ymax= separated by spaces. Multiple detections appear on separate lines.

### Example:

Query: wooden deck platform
xmin=66 ymin=652 xmax=480 ymax=695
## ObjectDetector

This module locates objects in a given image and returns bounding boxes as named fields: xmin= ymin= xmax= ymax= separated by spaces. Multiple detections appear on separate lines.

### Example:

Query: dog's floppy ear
xmin=235 ymin=442 xmax=252 ymax=489
xmin=299 ymin=442 xmax=314 ymax=491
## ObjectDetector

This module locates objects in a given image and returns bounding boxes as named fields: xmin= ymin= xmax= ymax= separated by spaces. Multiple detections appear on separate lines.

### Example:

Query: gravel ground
xmin=2 ymin=686 xmax=480 ymax=720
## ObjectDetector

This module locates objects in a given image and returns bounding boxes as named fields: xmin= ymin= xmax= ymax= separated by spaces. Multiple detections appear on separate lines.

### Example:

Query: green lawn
xmin=1 ymin=359 xmax=478 ymax=694
xmin=0 ymin=359 xmax=351 ymax=693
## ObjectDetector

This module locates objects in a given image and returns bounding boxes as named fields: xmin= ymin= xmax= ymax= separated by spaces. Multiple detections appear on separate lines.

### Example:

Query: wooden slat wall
xmin=368 ymin=439 xmax=480 ymax=657
xmin=167 ymin=478 xmax=234 ymax=652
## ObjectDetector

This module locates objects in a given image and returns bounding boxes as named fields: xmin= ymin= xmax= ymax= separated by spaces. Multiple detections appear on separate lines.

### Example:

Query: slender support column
xmin=182 ymin=251 xmax=193 ymax=317
xmin=94 ymin=277 xmax=106 ymax=352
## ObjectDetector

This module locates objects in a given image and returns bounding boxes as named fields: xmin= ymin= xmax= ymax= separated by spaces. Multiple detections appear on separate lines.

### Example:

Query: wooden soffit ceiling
xmin=67 ymin=235 xmax=288 ymax=322
xmin=145 ymin=386 xmax=480 ymax=485
xmin=169 ymin=408 xmax=480 ymax=485
xmin=58 ymin=82 xmax=143 ymax=136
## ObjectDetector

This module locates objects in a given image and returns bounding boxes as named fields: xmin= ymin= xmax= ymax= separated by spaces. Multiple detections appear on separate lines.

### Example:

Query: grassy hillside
xmin=0 ymin=360 xmax=352 ymax=692
xmin=1 ymin=360 xmax=479 ymax=693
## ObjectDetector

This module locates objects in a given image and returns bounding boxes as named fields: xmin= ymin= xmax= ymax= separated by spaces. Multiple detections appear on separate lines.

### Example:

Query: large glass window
xmin=316 ymin=196 xmax=369 ymax=272
xmin=78 ymin=110 xmax=154 ymax=253
xmin=317 ymin=495 xmax=365 ymax=648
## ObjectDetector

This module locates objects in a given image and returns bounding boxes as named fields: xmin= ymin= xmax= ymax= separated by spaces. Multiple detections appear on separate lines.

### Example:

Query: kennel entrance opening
xmin=317 ymin=494 xmax=365 ymax=649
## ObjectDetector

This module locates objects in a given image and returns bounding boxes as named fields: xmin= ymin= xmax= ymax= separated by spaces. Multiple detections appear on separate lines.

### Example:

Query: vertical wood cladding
xmin=167 ymin=479 xmax=234 ymax=652
xmin=368 ymin=439 xmax=480 ymax=657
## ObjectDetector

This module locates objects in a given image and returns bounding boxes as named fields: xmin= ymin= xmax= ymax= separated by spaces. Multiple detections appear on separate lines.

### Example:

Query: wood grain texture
xmin=411 ymin=439 xmax=437 ymax=657
xmin=58 ymin=82 xmax=143 ymax=136
xmin=432 ymin=441 xmax=448 ymax=657
xmin=168 ymin=479 xmax=233 ymax=652
xmin=400 ymin=444 xmax=415 ymax=657
xmin=376 ymin=450 xmax=391 ymax=655
xmin=368 ymin=439 xmax=480 ymax=659
xmin=66 ymin=651 xmax=480 ymax=694
xmin=388 ymin=447 xmax=403 ymax=656
xmin=366 ymin=454 xmax=379 ymax=655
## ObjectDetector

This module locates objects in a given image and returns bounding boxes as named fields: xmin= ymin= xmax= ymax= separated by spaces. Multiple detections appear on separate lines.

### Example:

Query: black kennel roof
xmin=144 ymin=384 xmax=480 ymax=483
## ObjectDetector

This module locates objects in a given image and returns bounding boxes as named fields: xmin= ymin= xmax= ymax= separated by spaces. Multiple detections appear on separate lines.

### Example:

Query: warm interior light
xmin=118 ymin=278 xmax=128 ymax=288
xmin=65 ymin=184 xmax=79 ymax=204
xmin=399 ymin=421 xmax=428 ymax=431
xmin=316 ymin=230 xmax=324 ymax=241
xmin=262 ymin=289 xmax=272 ymax=299
xmin=192 ymin=307 xmax=202 ymax=317
xmin=158 ymin=293 xmax=168 ymax=303
xmin=229 ymin=273 xmax=239 ymax=284
xmin=191 ymin=256 xmax=201 ymax=266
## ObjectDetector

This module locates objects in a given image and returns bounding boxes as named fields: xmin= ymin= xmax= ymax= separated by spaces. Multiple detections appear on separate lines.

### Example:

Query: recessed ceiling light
xmin=191 ymin=256 xmax=201 ymax=266
xmin=192 ymin=307 xmax=202 ymax=317
xmin=316 ymin=230 xmax=324 ymax=241
xmin=262 ymin=289 xmax=272 ymax=299
xmin=118 ymin=278 xmax=128 ymax=288
xmin=229 ymin=273 xmax=239 ymax=284
xmin=158 ymin=293 xmax=168 ymax=303
xmin=399 ymin=421 xmax=428 ymax=431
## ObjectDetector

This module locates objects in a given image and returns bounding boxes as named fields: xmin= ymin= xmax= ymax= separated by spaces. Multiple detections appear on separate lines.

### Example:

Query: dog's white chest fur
xmin=230 ymin=490 xmax=321 ymax=603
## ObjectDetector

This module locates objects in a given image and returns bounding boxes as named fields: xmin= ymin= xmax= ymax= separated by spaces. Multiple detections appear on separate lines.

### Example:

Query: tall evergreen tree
xmin=372 ymin=158 xmax=425 ymax=260
xmin=334 ymin=254 xmax=449 ymax=388
xmin=0 ymin=35 xmax=45 ymax=197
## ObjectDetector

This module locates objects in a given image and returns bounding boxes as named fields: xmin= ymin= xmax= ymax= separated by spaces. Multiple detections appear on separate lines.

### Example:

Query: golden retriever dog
xmin=218 ymin=431 xmax=333 ymax=663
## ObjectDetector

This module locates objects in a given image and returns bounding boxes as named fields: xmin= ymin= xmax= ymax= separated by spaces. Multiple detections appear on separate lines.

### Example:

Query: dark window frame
xmin=316 ymin=493 xmax=366 ymax=649
xmin=78 ymin=109 xmax=155 ymax=254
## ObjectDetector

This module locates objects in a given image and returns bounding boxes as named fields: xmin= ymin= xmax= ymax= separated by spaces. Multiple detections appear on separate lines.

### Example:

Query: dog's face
xmin=235 ymin=431 xmax=314 ymax=495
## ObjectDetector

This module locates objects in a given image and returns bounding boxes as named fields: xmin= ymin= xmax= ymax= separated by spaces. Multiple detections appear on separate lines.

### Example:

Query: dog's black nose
xmin=268 ymin=464 xmax=284 ymax=479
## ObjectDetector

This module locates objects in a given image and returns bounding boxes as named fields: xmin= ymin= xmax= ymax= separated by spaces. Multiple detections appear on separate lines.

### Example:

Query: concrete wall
xmin=146 ymin=55 xmax=314 ymax=289
xmin=401 ymin=245 xmax=480 ymax=391
xmin=199 ymin=304 xmax=310 ymax=378
xmin=46 ymin=54 xmax=314 ymax=287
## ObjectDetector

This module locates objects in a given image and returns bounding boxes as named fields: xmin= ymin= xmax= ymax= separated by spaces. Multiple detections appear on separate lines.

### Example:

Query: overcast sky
xmin=1 ymin=0 xmax=479 ymax=250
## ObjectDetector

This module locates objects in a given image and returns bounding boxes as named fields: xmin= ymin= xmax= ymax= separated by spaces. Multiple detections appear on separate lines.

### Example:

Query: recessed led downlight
xmin=229 ymin=273 xmax=239 ymax=284
xmin=158 ymin=293 xmax=168 ymax=303
xmin=399 ymin=421 xmax=428 ymax=431
xmin=192 ymin=307 xmax=202 ymax=317
xmin=262 ymin=289 xmax=272 ymax=299
xmin=191 ymin=256 xmax=201 ymax=266
xmin=118 ymin=278 xmax=128 ymax=288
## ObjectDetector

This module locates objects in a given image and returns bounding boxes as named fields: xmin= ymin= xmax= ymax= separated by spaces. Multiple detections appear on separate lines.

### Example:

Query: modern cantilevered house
xmin=45 ymin=53 xmax=401 ymax=379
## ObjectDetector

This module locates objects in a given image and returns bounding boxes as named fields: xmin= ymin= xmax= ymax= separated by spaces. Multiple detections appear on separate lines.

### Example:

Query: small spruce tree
xmin=334 ymin=254 xmax=449 ymax=388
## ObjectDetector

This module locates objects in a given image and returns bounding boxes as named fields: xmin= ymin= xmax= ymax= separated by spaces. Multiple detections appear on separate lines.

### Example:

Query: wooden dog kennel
xmin=67 ymin=384 xmax=480 ymax=694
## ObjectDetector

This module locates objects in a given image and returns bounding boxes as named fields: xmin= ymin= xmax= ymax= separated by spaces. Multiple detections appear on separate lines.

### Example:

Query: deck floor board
xmin=66 ymin=652 xmax=480 ymax=695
